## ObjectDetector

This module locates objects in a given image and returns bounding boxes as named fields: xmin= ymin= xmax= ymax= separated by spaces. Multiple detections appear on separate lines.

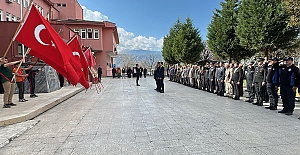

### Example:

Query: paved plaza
xmin=1 ymin=77 xmax=300 ymax=154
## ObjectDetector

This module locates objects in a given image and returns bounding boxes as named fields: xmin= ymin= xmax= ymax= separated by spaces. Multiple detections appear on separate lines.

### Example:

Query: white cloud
xmin=81 ymin=6 xmax=108 ymax=22
xmin=81 ymin=6 xmax=163 ymax=53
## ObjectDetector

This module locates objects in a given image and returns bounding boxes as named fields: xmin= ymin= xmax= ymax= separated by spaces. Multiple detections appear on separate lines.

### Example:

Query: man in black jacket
xmin=252 ymin=58 xmax=267 ymax=106
xmin=26 ymin=64 xmax=41 ymax=98
xmin=157 ymin=62 xmax=165 ymax=93
xmin=278 ymin=57 xmax=299 ymax=115
xmin=265 ymin=58 xmax=280 ymax=110
xmin=231 ymin=62 xmax=243 ymax=100
xmin=135 ymin=64 xmax=140 ymax=86
xmin=216 ymin=62 xmax=225 ymax=96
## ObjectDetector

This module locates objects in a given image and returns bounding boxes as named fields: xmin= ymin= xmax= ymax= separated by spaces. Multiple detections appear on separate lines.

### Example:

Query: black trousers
xmin=158 ymin=79 xmax=164 ymax=92
xmin=217 ymin=80 xmax=225 ymax=96
xmin=59 ymin=74 xmax=64 ymax=87
xmin=28 ymin=78 xmax=36 ymax=94
xmin=16 ymin=82 xmax=24 ymax=99
xmin=98 ymin=74 xmax=102 ymax=81
xmin=254 ymin=82 xmax=264 ymax=104
xmin=247 ymin=81 xmax=255 ymax=101
xmin=136 ymin=76 xmax=139 ymax=85
xmin=280 ymin=85 xmax=296 ymax=112
xmin=266 ymin=83 xmax=279 ymax=107
xmin=233 ymin=82 xmax=240 ymax=99
xmin=112 ymin=73 xmax=116 ymax=78
xmin=209 ymin=79 xmax=215 ymax=92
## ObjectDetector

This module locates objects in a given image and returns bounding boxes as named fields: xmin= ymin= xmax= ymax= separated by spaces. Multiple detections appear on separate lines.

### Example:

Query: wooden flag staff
xmin=2 ymin=0 xmax=34 ymax=63
xmin=11 ymin=48 xmax=31 ymax=82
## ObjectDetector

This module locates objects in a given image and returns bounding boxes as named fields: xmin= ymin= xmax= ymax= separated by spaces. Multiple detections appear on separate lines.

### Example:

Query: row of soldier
xmin=168 ymin=57 xmax=300 ymax=117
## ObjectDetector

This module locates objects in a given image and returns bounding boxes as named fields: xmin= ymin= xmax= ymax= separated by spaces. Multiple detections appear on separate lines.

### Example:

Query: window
xmin=25 ymin=0 xmax=29 ymax=8
xmin=46 ymin=12 xmax=49 ymax=20
xmin=21 ymin=0 xmax=24 ymax=7
xmin=16 ymin=0 xmax=20 ymax=4
xmin=87 ymin=28 xmax=93 ymax=39
xmin=94 ymin=29 xmax=99 ymax=39
xmin=18 ymin=43 xmax=28 ymax=56
xmin=62 ymin=4 xmax=66 ymax=7
xmin=11 ymin=15 xmax=15 ymax=21
xmin=74 ymin=29 xmax=79 ymax=35
xmin=6 ymin=12 xmax=10 ymax=21
xmin=41 ymin=8 xmax=43 ymax=16
xmin=0 ymin=10 xmax=3 ymax=21
xmin=56 ymin=3 xmax=61 ymax=7
xmin=81 ymin=29 xmax=86 ymax=39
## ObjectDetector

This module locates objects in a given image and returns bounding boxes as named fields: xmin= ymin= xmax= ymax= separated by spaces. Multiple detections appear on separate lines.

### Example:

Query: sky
xmin=77 ymin=0 xmax=223 ymax=53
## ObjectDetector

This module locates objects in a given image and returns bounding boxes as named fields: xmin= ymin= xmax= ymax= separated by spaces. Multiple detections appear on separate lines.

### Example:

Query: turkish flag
xmin=84 ymin=47 xmax=95 ymax=67
xmin=14 ymin=5 xmax=79 ymax=85
xmin=68 ymin=36 xmax=90 ymax=89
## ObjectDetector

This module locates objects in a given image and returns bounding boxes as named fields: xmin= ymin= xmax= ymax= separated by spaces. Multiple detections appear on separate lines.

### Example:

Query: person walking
xmin=278 ymin=57 xmax=299 ymax=115
xmin=0 ymin=57 xmax=21 ymax=108
xmin=135 ymin=64 xmax=140 ymax=86
xmin=252 ymin=58 xmax=267 ymax=106
xmin=157 ymin=62 xmax=165 ymax=93
xmin=25 ymin=64 xmax=42 ymax=98
xmin=97 ymin=65 xmax=102 ymax=81
xmin=13 ymin=63 xmax=30 ymax=102
xmin=265 ymin=58 xmax=280 ymax=110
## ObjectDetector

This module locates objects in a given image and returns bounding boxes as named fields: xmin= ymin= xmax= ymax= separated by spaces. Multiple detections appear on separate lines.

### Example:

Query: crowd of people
xmin=167 ymin=57 xmax=300 ymax=117
xmin=0 ymin=57 xmax=43 ymax=108
xmin=109 ymin=66 xmax=148 ymax=79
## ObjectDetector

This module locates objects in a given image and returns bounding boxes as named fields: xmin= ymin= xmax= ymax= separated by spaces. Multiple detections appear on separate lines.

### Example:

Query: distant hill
xmin=114 ymin=50 xmax=164 ymax=67
xmin=124 ymin=50 xmax=162 ymax=56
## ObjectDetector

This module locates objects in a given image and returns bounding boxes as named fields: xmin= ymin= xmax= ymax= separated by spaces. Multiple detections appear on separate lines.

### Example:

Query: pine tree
xmin=236 ymin=0 xmax=299 ymax=58
xmin=162 ymin=19 xmax=181 ymax=64
xmin=175 ymin=17 xmax=204 ymax=64
xmin=207 ymin=0 xmax=254 ymax=62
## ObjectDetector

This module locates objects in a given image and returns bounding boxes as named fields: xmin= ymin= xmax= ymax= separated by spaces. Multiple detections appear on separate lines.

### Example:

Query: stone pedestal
xmin=16 ymin=66 xmax=61 ymax=94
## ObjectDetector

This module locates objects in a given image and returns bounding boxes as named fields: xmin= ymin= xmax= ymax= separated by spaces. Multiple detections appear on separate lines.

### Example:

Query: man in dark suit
xmin=231 ymin=62 xmax=243 ymax=100
xmin=157 ymin=62 xmax=165 ymax=93
xmin=216 ymin=62 xmax=225 ymax=96
xmin=252 ymin=58 xmax=267 ymax=106
xmin=135 ymin=64 xmax=140 ymax=86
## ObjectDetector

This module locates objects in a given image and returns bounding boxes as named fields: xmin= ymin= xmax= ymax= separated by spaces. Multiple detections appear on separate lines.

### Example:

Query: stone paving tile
xmin=2 ymin=77 xmax=300 ymax=155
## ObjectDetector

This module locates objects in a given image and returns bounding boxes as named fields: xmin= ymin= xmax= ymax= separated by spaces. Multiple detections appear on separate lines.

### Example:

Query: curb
xmin=0 ymin=87 xmax=85 ymax=127
xmin=0 ymin=120 xmax=39 ymax=149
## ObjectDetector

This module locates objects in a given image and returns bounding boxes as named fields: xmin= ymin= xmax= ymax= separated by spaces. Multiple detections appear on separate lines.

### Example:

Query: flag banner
xmin=84 ymin=47 xmax=95 ymax=67
xmin=68 ymin=36 xmax=90 ymax=89
xmin=14 ymin=5 xmax=79 ymax=85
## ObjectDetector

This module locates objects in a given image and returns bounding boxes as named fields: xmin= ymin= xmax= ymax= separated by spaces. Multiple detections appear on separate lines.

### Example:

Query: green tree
xmin=236 ymin=0 xmax=299 ymax=58
xmin=175 ymin=17 xmax=205 ymax=64
xmin=282 ymin=0 xmax=300 ymax=28
xmin=207 ymin=0 xmax=254 ymax=62
xmin=162 ymin=19 xmax=181 ymax=64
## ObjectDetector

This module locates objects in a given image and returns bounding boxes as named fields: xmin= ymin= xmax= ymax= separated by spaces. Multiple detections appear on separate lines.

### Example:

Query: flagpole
xmin=11 ymin=48 xmax=31 ymax=82
xmin=2 ymin=0 xmax=34 ymax=64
